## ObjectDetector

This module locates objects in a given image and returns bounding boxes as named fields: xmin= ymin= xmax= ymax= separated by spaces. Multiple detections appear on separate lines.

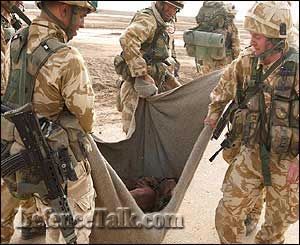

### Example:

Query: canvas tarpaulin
xmin=89 ymin=70 xmax=223 ymax=243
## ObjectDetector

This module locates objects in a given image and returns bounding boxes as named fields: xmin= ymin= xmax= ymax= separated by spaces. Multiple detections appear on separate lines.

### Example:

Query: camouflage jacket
xmin=1 ymin=26 xmax=8 ymax=94
xmin=1 ymin=10 xmax=12 ymax=95
xmin=4 ymin=16 xmax=95 ymax=133
xmin=207 ymin=47 xmax=299 ymax=121
xmin=119 ymin=2 xmax=176 ymax=78
xmin=226 ymin=21 xmax=240 ymax=59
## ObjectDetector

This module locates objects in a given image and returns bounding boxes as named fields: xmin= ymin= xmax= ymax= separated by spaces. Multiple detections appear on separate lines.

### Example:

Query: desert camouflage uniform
xmin=119 ymin=2 xmax=181 ymax=134
xmin=1 ymin=8 xmax=43 ymax=243
xmin=1 ymin=7 xmax=12 ymax=94
xmin=3 ymin=16 xmax=96 ymax=243
xmin=207 ymin=46 xmax=299 ymax=243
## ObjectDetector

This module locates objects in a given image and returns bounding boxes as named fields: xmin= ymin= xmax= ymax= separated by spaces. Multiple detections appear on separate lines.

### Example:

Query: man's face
xmin=250 ymin=32 xmax=273 ymax=56
xmin=69 ymin=7 xmax=89 ymax=38
xmin=161 ymin=2 xmax=179 ymax=22
xmin=62 ymin=5 xmax=89 ymax=40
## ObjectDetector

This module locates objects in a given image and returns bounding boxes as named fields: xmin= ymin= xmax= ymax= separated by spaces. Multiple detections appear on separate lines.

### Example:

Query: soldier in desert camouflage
xmin=2 ymin=1 xmax=97 ymax=243
xmin=1 ymin=1 xmax=24 ymax=94
xmin=1 ymin=1 xmax=47 ymax=242
xmin=194 ymin=1 xmax=241 ymax=75
xmin=204 ymin=1 xmax=299 ymax=243
xmin=114 ymin=1 xmax=184 ymax=134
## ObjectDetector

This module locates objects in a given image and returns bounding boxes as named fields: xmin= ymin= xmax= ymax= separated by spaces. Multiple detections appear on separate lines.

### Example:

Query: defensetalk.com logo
xmin=16 ymin=207 xmax=184 ymax=229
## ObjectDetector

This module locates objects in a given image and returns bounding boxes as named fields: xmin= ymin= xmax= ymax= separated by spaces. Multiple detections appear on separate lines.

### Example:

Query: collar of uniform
xmin=29 ymin=16 xmax=68 ymax=45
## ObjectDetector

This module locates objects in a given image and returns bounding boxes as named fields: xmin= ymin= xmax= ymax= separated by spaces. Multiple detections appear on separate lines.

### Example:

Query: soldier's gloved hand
xmin=134 ymin=74 xmax=158 ymax=98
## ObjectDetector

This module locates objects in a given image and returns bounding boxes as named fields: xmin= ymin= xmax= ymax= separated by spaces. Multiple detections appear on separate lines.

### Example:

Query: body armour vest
xmin=241 ymin=48 xmax=299 ymax=158
xmin=139 ymin=8 xmax=171 ymax=64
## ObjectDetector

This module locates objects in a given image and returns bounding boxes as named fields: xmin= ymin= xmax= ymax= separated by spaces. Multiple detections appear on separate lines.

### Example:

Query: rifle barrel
xmin=11 ymin=5 xmax=31 ymax=26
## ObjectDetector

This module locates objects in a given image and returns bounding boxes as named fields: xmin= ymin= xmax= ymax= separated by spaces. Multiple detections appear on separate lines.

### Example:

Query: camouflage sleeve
xmin=231 ymin=23 xmax=241 ymax=59
xmin=61 ymin=47 xmax=95 ymax=133
xmin=295 ymin=64 xmax=299 ymax=97
xmin=1 ymin=27 xmax=8 ymax=95
xmin=119 ymin=12 xmax=157 ymax=77
xmin=207 ymin=58 xmax=240 ymax=121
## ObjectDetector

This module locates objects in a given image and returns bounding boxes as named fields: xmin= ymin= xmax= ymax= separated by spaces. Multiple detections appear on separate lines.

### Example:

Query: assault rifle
xmin=1 ymin=103 xmax=77 ymax=244
xmin=209 ymin=101 xmax=238 ymax=162
xmin=211 ymin=101 xmax=237 ymax=141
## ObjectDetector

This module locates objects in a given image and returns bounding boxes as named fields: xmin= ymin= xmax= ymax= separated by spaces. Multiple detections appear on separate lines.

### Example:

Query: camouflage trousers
xmin=35 ymin=160 xmax=96 ymax=244
xmin=119 ymin=81 xmax=139 ymax=134
xmin=215 ymin=145 xmax=299 ymax=244
xmin=223 ymin=141 xmax=265 ymax=234
xmin=1 ymin=180 xmax=40 ymax=243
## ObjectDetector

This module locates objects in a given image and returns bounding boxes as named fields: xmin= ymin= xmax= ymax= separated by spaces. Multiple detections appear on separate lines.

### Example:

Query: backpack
xmin=195 ymin=1 xmax=229 ymax=32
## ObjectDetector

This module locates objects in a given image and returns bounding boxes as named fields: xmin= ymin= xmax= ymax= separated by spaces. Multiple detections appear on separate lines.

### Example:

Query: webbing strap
xmin=260 ymin=144 xmax=272 ymax=186
xmin=3 ymin=28 xmax=67 ymax=108
xmin=27 ymin=37 xmax=67 ymax=79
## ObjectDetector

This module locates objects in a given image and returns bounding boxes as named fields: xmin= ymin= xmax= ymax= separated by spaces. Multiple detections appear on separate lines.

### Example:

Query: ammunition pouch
xmin=223 ymin=109 xmax=247 ymax=163
xmin=114 ymin=53 xmax=135 ymax=83
xmin=270 ymin=126 xmax=298 ymax=156
xmin=114 ymin=52 xmax=173 ymax=93
xmin=242 ymin=111 xmax=260 ymax=148
xmin=1 ymin=111 xmax=91 ymax=199
xmin=2 ymin=120 xmax=79 ymax=199
xmin=147 ymin=62 xmax=172 ymax=92
xmin=270 ymin=102 xmax=299 ymax=157
xmin=56 ymin=110 xmax=92 ymax=164
xmin=269 ymin=57 xmax=299 ymax=157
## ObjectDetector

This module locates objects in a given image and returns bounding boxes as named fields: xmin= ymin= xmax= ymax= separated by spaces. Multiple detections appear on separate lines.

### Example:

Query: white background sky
xmin=26 ymin=1 xmax=299 ymax=24
xmin=98 ymin=1 xmax=299 ymax=23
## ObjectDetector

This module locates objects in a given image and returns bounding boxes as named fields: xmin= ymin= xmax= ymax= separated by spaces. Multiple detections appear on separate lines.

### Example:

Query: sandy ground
xmin=9 ymin=10 xmax=299 ymax=244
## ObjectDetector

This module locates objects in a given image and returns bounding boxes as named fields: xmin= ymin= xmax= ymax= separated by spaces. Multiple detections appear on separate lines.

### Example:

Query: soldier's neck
xmin=262 ymin=52 xmax=283 ymax=66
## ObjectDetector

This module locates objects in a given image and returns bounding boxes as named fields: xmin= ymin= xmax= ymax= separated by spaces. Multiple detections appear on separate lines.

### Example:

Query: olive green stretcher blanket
xmin=88 ymin=70 xmax=223 ymax=243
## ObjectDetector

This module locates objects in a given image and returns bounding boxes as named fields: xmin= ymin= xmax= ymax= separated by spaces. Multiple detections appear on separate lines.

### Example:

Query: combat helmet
xmin=163 ymin=1 xmax=184 ymax=10
xmin=35 ymin=1 xmax=96 ymax=41
xmin=35 ymin=1 xmax=96 ymax=13
xmin=244 ymin=1 xmax=293 ymax=39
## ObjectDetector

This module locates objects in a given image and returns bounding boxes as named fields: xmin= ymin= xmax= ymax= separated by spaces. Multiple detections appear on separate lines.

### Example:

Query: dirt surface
xmin=10 ymin=10 xmax=299 ymax=244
